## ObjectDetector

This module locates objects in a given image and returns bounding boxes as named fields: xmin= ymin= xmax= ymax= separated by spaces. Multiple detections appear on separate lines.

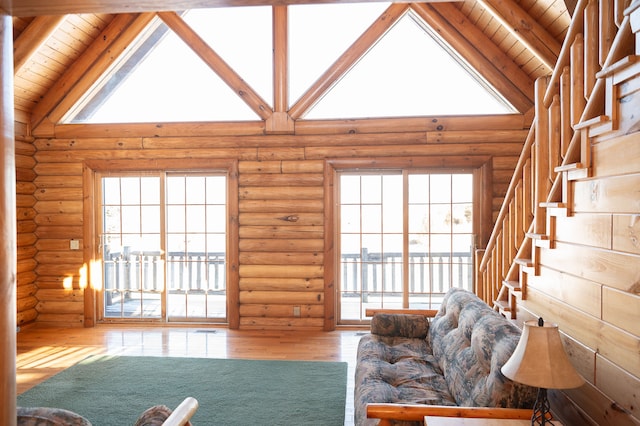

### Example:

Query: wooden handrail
xmin=478 ymin=127 xmax=534 ymax=271
xmin=543 ymin=0 xmax=589 ymax=107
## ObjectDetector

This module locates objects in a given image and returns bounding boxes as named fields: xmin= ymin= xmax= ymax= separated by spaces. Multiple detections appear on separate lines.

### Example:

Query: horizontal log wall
xmin=29 ymin=119 xmax=528 ymax=329
xmin=15 ymin=121 xmax=38 ymax=328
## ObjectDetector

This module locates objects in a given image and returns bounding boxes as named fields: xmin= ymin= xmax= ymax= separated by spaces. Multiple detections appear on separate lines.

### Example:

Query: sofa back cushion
xmin=370 ymin=313 xmax=430 ymax=339
xmin=428 ymin=288 xmax=537 ymax=408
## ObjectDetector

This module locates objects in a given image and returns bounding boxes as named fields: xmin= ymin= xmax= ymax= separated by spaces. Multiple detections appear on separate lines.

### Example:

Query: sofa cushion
xmin=429 ymin=288 xmax=537 ymax=408
xmin=370 ymin=313 xmax=429 ymax=338
xmin=355 ymin=334 xmax=456 ymax=425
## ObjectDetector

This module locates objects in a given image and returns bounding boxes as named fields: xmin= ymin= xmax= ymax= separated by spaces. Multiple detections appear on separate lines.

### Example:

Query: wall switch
xmin=293 ymin=306 xmax=301 ymax=317
xmin=70 ymin=239 xmax=80 ymax=250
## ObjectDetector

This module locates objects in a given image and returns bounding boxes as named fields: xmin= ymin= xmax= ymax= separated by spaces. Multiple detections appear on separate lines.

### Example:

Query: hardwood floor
xmin=16 ymin=324 xmax=366 ymax=425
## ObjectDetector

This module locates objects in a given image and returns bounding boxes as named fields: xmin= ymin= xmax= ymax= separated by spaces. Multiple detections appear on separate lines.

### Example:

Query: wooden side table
xmin=424 ymin=417 xmax=532 ymax=425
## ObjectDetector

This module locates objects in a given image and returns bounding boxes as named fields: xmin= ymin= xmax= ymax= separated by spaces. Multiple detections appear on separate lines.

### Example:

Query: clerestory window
xmin=63 ymin=4 xmax=514 ymax=124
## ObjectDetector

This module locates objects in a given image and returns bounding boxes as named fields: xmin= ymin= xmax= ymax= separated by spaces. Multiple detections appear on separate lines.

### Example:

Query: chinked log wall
xmin=16 ymin=116 xmax=529 ymax=329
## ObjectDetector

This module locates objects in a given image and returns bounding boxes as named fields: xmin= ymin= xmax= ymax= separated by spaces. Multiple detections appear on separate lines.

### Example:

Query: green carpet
xmin=17 ymin=355 xmax=348 ymax=426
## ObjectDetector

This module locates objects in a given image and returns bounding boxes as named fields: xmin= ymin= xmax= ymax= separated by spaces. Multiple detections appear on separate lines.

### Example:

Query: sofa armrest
xmin=367 ymin=403 xmax=533 ymax=425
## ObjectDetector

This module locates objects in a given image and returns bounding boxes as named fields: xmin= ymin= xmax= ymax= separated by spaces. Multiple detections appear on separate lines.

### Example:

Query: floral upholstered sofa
xmin=354 ymin=288 xmax=538 ymax=425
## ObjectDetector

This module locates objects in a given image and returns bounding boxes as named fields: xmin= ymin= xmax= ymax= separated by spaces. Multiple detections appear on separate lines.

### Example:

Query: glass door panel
xmin=166 ymin=175 xmax=227 ymax=320
xmin=100 ymin=173 xmax=227 ymax=322
xmin=102 ymin=176 xmax=164 ymax=319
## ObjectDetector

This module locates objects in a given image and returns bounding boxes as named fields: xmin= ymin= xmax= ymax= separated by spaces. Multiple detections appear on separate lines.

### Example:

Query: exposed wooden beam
xmin=13 ymin=15 xmax=66 ymax=74
xmin=273 ymin=5 xmax=287 ymax=114
xmin=45 ymin=113 xmax=526 ymax=139
xmin=30 ymin=13 xmax=155 ymax=131
xmin=289 ymin=2 xmax=409 ymax=120
xmin=266 ymin=5 xmax=295 ymax=134
xmin=411 ymin=2 xmax=535 ymax=112
xmin=158 ymin=11 xmax=273 ymax=121
xmin=476 ymin=0 xmax=562 ymax=71
xmin=8 ymin=0 xmax=448 ymax=18
xmin=0 ymin=12 xmax=17 ymax=426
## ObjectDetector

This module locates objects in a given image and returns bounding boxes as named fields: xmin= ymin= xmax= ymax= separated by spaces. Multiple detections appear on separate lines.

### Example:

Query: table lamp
xmin=501 ymin=318 xmax=584 ymax=425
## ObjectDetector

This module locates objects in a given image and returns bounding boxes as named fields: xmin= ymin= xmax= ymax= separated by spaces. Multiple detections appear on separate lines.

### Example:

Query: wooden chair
xmin=162 ymin=397 xmax=199 ymax=426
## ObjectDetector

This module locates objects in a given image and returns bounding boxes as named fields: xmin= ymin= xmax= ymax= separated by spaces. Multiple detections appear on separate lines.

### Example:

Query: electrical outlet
xmin=70 ymin=239 xmax=80 ymax=250
xmin=293 ymin=306 xmax=301 ymax=317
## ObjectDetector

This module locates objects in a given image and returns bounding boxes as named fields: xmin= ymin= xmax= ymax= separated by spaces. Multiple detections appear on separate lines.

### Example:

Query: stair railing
xmin=476 ymin=0 xmax=635 ymax=311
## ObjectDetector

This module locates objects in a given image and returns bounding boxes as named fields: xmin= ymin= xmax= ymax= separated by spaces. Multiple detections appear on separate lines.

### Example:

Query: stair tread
xmin=539 ymin=202 xmax=567 ymax=208
xmin=526 ymin=232 xmax=549 ymax=240
xmin=514 ymin=258 xmax=533 ymax=267
xmin=503 ymin=280 xmax=522 ymax=291
xmin=493 ymin=300 xmax=511 ymax=311
xmin=554 ymin=163 xmax=584 ymax=173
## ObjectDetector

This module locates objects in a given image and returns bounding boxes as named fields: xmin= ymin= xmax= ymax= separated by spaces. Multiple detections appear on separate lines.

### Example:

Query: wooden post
xmin=0 ymin=13 xmax=17 ymax=426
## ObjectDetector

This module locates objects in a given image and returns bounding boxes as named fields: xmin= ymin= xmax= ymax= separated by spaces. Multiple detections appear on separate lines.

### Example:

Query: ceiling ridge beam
xmin=288 ymin=2 xmax=410 ymax=120
xmin=14 ymin=15 xmax=67 ymax=74
xmin=8 ymin=1 xmax=419 ymax=17
xmin=158 ymin=11 xmax=273 ymax=121
xmin=31 ymin=13 xmax=156 ymax=132
xmin=411 ymin=2 xmax=535 ymax=112
xmin=476 ymin=0 xmax=561 ymax=71
xmin=43 ymin=114 xmax=526 ymax=139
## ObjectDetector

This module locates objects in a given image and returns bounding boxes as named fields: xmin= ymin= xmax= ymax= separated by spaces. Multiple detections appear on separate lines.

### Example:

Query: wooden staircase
xmin=477 ymin=0 xmax=640 ymax=318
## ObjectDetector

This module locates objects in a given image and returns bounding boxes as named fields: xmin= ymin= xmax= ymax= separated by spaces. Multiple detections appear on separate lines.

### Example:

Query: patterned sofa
xmin=354 ymin=288 xmax=538 ymax=425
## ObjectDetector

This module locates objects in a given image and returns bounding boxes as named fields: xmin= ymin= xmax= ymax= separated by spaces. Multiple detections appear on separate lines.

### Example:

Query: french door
xmin=337 ymin=170 xmax=475 ymax=323
xmin=98 ymin=172 xmax=227 ymax=322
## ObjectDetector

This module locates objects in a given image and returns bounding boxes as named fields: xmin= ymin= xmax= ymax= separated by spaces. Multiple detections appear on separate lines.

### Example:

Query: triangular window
xmin=64 ymin=4 xmax=514 ymax=124
xmin=304 ymin=10 xmax=515 ymax=119
xmin=65 ymin=12 xmax=268 ymax=123
xmin=288 ymin=2 xmax=390 ymax=107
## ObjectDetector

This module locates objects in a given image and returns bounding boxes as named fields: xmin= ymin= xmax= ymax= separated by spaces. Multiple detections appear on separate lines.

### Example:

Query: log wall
xmin=25 ymin=117 xmax=528 ymax=329
xmin=15 ymin=118 xmax=38 ymax=328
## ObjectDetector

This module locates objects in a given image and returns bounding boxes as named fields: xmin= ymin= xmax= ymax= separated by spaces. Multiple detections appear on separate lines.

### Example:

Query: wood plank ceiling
xmin=10 ymin=0 xmax=572 ymax=130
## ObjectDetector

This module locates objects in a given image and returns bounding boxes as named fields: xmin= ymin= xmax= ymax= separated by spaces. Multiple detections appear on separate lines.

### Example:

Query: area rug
xmin=17 ymin=355 xmax=348 ymax=426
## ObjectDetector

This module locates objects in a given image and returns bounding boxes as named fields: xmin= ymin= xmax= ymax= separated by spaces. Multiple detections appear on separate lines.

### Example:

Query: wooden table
xmin=424 ymin=417 xmax=532 ymax=425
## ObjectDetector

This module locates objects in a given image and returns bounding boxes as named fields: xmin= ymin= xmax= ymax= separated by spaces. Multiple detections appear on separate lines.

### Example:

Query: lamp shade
xmin=501 ymin=319 xmax=585 ymax=389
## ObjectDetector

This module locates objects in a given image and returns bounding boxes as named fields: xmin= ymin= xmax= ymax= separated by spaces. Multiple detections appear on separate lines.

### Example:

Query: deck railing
xmin=103 ymin=250 xmax=227 ymax=293
xmin=341 ymin=250 xmax=473 ymax=295
xmin=104 ymin=249 xmax=473 ymax=296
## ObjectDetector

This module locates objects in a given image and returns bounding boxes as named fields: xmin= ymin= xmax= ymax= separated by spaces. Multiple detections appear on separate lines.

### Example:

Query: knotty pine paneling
xmin=519 ymin=127 xmax=640 ymax=424
xmin=554 ymin=212 xmax=612 ymax=249
xmin=573 ymin=173 xmax=640 ymax=213
xmin=613 ymin=214 xmax=640 ymax=255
